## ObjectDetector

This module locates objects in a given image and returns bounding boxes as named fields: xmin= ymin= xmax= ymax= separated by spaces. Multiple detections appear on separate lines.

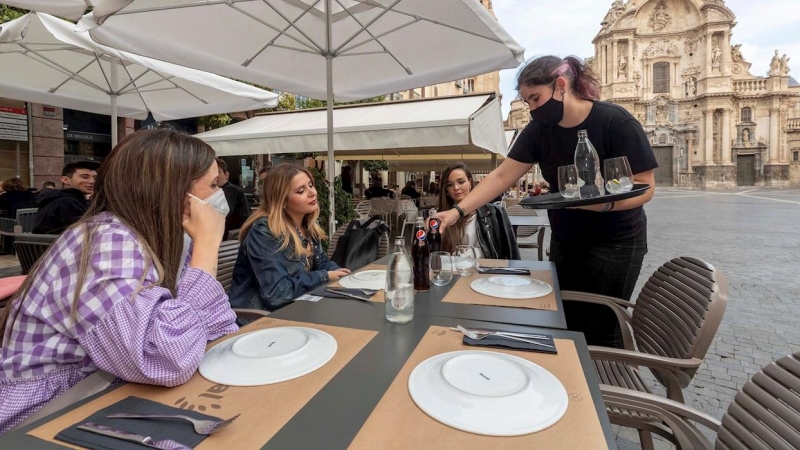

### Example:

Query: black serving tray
xmin=519 ymin=184 xmax=651 ymax=209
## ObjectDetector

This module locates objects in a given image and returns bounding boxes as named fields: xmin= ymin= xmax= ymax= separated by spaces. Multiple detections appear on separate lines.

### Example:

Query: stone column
xmin=686 ymin=134 xmax=694 ymax=173
xmin=611 ymin=40 xmax=618 ymax=82
xmin=769 ymin=107 xmax=780 ymax=163
xmin=721 ymin=108 xmax=732 ymax=163
xmin=704 ymin=109 xmax=715 ymax=164
xmin=30 ymin=103 xmax=65 ymax=187
xmin=722 ymin=31 xmax=731 ymax=75
xmin=600 ymin=45 xmax=607 ymax=85
xmin=706 ymin=32 xmax=713 ymax=74
xmin=627 ymin=40 xmax=633 ymax=80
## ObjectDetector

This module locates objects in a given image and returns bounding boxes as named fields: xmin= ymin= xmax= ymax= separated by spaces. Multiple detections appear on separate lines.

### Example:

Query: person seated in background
xmin=32 ymin=160 xmax=99 ymax=234
xmin=228 ymin=163 xmax=349 ymax=313
xmin=0 ymin=178 xmax=36 ymax=219
xmin=437 ymin=163 xmax=519 ymax=259
xmin=428 ymin=182 xmax=440 ymax=196
xmin=364 ymin=180 xmax=393 ymax=199
xmin=0 ymin=128 xmax=238 ymax=433
xmin=41 ymin=181 xmax=56 ymax=190
xmin=216 ymin=158 xmax=250 ymax=237
xmin=401 ymin=181 xmax=421 ymax=200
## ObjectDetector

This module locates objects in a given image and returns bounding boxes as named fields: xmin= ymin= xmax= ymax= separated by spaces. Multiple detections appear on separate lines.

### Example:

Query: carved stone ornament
xmin=643 ymin=39 xmax=678 ymax=59
xmin=683 ymin=66 xmax=701 ymax=77
xmin=648 ymin=0 xmax=672 ymax=32
xmin=684 ymin=36 xmax=699 ymax=54
xmin=731 ymin=44 xmax=744 ymax=62
xmin=731 ymin=64 xmax=742 ymax=75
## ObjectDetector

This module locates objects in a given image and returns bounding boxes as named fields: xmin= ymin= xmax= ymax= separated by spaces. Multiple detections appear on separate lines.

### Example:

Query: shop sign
xmin=65 ymin=131 xmax=112 ymax=144
xmin=43 ymin=105 xmax=56 ymax=117
xmin=0 ymin=107 xmax=28 ymax=142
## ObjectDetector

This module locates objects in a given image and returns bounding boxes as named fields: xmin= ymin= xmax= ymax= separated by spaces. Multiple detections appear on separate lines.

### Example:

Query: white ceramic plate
xmin=199 ymin=327 xmax=337 ymax=386
xmin=470 ymin=276 xmax=552 ymax=299
xmin=339 ymin=269 xmax=387 ymax=290
xmin=408 ymin=350 xmax=568 ymax=436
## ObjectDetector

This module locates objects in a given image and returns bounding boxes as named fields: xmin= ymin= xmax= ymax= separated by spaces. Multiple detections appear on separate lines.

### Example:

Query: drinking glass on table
xmin=429 ymin=251 xmax=453 ymax=286
xmin=453 ymin=245 xmax=479 ymax=277
xmin=558 ymin=164 xmax=580 ymax=199
xmin=604 ymin=156 xmax=634 ymax=194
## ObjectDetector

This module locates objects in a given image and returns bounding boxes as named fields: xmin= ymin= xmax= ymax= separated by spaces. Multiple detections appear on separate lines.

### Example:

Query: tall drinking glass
xmin=558 ymin=164 xmax=580 ymax=199
xmin=604 ymin=156 xmax=634 ymax=193
xmin=430 ymin=251 xmax=453 ymax=286
xmin=454 ymin=245 xmax=479 ymax=276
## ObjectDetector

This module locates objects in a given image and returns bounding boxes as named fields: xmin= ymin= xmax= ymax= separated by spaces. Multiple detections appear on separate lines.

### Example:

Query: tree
xmin=363 ymin=160 xmax=389 ymax=173
xmin=1 ymin=6 xmax=25 ymax=23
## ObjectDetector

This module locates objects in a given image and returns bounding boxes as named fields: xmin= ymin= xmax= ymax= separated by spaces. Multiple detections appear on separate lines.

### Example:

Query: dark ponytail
xmin=516 ymin=55 xmax=600 ymax=100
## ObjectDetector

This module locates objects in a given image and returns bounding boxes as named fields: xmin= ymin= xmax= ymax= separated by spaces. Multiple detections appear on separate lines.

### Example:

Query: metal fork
xmin=455 ymin=325 xmax=555 ymax=349
xmin=108 ymin=413 xmax=240 ymax=435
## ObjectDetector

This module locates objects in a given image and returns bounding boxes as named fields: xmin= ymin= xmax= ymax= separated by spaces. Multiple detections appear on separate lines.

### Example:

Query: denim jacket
xmin=227 ymin=217 xmax=340 ymax=312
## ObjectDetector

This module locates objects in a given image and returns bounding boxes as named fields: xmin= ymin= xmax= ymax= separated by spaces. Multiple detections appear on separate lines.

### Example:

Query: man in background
xmin=217 ymin=158 xmax=251 ymax=237
xmin=33 ymin=160 xmax=99 ymax=234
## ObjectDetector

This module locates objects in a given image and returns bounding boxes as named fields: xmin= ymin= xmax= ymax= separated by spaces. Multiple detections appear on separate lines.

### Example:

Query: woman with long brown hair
xmin=0 ymin=128 xmax=238 ymax=433
xmin=228 ymin=163 xmax=349 ymax=313
xmin=437 ymin=163 xmax=519 ymax=260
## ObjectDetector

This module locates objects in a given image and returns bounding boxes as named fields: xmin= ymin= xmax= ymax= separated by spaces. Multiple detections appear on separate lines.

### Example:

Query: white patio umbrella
xmin=78 ymin=0 xmax=525 ymax=234
xmin=2 ymin=0 xmax=90 ymax=21
xmin=0 ymin=12 xmax=279 ymax=145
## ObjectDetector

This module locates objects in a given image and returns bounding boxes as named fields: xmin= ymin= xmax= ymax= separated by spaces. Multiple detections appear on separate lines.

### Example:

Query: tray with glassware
xmin=519 ymin=182 xmax=651 ymax=209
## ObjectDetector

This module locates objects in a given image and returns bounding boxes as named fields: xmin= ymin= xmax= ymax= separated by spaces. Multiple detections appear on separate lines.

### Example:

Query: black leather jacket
xmin=474 ymin=203 xmax=521 ymax=260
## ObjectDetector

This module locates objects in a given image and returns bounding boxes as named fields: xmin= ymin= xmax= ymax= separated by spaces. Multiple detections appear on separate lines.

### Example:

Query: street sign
xmin=0 ymin=107 xmax=28 ymax=142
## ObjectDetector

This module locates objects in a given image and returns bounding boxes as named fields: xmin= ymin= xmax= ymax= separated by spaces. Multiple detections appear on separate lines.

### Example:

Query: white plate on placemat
xmin=339 ymin=270 xmax=387 ymax=290
xmin=199 ymin=327 xmax=337 ymax=386
xmin=470 ymin=276 xmax=552 ymax=299
xmin=408 ymin=350 xmax=568 ymax=436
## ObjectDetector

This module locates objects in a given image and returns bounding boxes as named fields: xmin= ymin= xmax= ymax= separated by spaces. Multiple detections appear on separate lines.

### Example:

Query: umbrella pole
xmin=325 ymin=0 xmax=336 ymax=238
xmin=110 ymin=60 xmax=118 ymax=147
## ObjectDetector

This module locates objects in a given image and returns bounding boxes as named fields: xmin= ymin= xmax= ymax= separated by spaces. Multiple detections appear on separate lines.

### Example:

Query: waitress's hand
xmin=327 ymin=268 xmax=351 ymax=282
xmin=434 ymin=208 xmax=461 ymax=233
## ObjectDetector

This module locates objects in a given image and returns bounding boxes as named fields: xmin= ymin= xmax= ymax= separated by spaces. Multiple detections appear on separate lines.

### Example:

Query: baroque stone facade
xmin=507 ymin=0 xmax=800 ymax=188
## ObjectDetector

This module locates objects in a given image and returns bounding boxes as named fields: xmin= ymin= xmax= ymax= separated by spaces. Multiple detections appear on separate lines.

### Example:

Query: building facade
xmin=507 ymin=0 xmax=800 ymax=188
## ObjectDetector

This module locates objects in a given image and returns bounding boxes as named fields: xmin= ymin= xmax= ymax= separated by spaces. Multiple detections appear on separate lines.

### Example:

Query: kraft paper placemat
xmin=329 ymin=263 xmax=386 ymax=302
xmin=441 ymin=270 xmax=557 ymax=311
xmin=477 ymin=259 xmax=509 ymax=268
xmin=348 ymin=326 xmax=607 ymax=450
xmin=30 ymin=318 xmax=378 ymax=449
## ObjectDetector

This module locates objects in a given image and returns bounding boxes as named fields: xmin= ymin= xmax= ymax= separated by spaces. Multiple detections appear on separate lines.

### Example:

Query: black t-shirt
xmin=507 ymin=101 xmax=658 ymax=243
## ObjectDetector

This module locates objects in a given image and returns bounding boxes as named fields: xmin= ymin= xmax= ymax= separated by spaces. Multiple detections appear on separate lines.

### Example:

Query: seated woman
xmin=0 ymin=177 xmax=36 ymax=219
xmin=438 ymin=163 xmax=520 ymax=259
xmin=401 ymin=181 xmax=421 ymax=200
xmin=228 ymin=164 xmax=350 ymax=313
xmin=0 ymin=128 xmax=238 ymax=433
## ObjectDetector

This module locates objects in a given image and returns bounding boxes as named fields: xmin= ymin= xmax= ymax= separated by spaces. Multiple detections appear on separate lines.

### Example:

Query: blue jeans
xmin=550 ymin=234 xmax=647 ymax=348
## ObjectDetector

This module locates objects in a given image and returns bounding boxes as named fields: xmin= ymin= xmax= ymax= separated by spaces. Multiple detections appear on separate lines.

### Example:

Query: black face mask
xmin=529 ymin=84 xmax=564 ymax=126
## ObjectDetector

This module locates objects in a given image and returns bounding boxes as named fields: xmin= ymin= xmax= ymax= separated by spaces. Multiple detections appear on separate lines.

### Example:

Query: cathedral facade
xmin=507 ymin=0 xmax=800 ymax=188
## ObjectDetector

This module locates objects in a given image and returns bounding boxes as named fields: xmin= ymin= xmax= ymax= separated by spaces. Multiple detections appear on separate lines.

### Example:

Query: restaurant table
xmin=0 ymin=301 xmax=616 ymax=449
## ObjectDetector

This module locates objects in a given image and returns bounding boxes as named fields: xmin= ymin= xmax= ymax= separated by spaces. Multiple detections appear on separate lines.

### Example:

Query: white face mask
xmin=188 ymin=188 xmax=230 ymax=217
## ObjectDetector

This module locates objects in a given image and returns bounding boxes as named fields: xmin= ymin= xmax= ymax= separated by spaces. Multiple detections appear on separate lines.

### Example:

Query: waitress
xmin=436 ymin=55 xmax=658 ymax=348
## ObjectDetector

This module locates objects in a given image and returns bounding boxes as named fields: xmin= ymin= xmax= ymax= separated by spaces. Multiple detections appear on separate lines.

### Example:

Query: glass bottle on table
xmin=411 ymin=217 xmax=431 ymax=292
xmin=574 ymin=130 xmax=605 ymax=198
xmin=393 ymin=237 xmax=407 ymax=254
xmin=426 ymin=208 xmax=441 ymax=254
xmin=386 ymin=242 xmax=414 ymax=323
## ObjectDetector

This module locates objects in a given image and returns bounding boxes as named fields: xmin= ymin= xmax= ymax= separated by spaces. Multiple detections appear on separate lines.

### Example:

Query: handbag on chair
xmin=331 ymin=217 xmax=388 ymax=270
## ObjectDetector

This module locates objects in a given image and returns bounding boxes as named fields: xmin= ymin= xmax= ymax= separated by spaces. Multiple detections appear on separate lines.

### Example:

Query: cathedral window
xmin=653 ymin=62 xmax=670 ymax=94
xmin=741 ymin=107 xmax=752 ymax=122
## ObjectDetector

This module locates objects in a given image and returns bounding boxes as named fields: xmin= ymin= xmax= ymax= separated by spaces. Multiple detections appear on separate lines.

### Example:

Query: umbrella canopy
xmin=77 ymin=0 xmax=525 ymax=234
xmin=2 ymin=0 xmax=89 ymax=21
xmin=0 ymin=12 xmax=279 ymax=144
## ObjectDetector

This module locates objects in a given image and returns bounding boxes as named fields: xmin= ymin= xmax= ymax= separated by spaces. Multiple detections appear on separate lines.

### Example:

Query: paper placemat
xmin=30 ymin=318 xmax=377 ymax=449
xmin=330 ymin=263 xmax=386 ymax=302
xmin=477 ymin=259 xmax=509 ymax=268
xmin=348 ymin=326 xmax=607 ymax=449
xmin=441 ymin=270 xmax=557 ymax=311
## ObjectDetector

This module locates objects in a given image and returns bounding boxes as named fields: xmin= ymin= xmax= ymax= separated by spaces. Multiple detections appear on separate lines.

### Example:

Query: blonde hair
xmin=1 ymin=128 xmax=216 ymax=346
xmin=240 ymin=163 xmax=326 ymax=257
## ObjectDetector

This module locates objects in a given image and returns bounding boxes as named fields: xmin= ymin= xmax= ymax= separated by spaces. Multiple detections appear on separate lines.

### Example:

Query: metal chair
xmin=0 ymin=217 xmax=17 ymax=254
xmin=601 ymin=351 xmax=800 ymax=449
xmin=216 ymin=240 xmax=240 ymax=293
xmin=505 ymin=205 xmax=545 ymax=259
xmin=399 ymin=201 xmax=419 ymax=239
xmin=565 ymin=257 xmax=728 ymax=405
xmin=355 ymin=200 xmax=372 ymax=220
xmin=13 ymin=234 xmax=58 ymax=275
xmin=327 ymin=221 xmax=389 ymax=262
xmin=15 ymin=208 xmax=38 ymax=233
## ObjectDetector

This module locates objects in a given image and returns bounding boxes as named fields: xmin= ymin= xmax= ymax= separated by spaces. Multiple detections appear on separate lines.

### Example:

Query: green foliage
xmin=1 ymin=6 xmax=25 ymax=23
xmin=310 ymin=168 xmax=353 ymax=249
xmin=296 ymin=95 xmax=387 ymax=110
xmin=197 ymin=114 xmax=232 ymax=130
xmin=363 ymin=160 xmax=389 ymax=172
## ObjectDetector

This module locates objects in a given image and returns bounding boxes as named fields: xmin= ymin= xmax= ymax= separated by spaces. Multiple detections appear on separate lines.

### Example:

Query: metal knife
xmin=325 ymin=288 xmax=373 ymax=301
xmin=77 ymin=422 xmax=194 ymax=450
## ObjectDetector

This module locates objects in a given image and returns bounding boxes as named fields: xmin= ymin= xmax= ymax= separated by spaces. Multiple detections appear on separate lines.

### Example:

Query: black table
xmin=0 ymin=301 xmax=616 ymax=449
xmin=327 ymin=258 xmax=567 ymax=330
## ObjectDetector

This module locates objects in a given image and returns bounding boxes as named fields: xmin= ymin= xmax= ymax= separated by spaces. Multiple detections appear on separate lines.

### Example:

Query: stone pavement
xmin=520 ymin=187 xmax=800 ymax=448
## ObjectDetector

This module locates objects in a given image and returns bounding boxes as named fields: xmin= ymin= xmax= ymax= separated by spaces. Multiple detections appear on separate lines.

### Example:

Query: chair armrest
xmin=561 ymin=290 xmax=635 ymax=350
xmin=233 ymin=308 xmax=271 ymax=321
xmin=601 ymin=385 xmax=721 ymax=431
xmin=589 ymin=346 xmax=702 ymax=371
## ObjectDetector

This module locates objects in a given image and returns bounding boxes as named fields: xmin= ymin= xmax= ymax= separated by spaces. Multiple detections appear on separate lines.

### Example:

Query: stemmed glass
xmin=454 ymin=245 xmax=479 ymax=277
xmin=430 ymin=251 xmax=453 ymax=286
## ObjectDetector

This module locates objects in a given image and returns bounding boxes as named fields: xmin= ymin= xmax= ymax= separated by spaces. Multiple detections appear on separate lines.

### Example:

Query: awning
xmin=197 ymin=94 xmax=507 ymax=160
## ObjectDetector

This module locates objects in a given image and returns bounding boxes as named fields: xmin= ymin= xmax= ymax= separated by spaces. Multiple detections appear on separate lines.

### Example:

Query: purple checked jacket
xmin=0 ymin=212 xmax=238 ymax=433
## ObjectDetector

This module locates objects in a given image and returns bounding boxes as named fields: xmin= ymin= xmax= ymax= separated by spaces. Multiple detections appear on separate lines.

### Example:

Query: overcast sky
xmin=494 ymin=0 xmax=800 ymax=117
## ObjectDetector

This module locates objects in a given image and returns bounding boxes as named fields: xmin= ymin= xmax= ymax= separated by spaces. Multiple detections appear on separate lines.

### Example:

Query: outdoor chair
xmin=369 ymin=199 xmax=392 ymax=230
xmin=216 ymin=240 xmax=240 ymax=293
xmin=505 ymin=205 xmax=545 ymax=260
xmin=563 ymin=257 xmax=728 ymax=405
xmin=14 ymin=233 xmax=58 ymax=275
xmin=0 ymin=217 xmax=17 ymax=254
xmin=601 ymin=350 xmax=800 ymax=450
xmin=327 ymin=221 xmax=389 ymax=262
xmin=399 ymin=201 xmax=419 ymax=240
xmin=355 ymin=200 xmax=372 ymax=220
xmin=15 ymin=208 xmax=38 ymax=233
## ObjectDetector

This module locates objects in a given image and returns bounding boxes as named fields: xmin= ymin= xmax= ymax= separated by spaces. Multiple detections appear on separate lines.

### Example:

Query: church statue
xmin=742 ymin=128 xmax=750 ymax=144
xmin=731 ymin=44 xmax=743 ymax=62
xmin=617 ymin=54 xmax=627 ymax=78
xmin=781 ymin=54 xmax=791 ymax=75
xmin=769 ymin=50 xmax=781 ymax=76
xmin=711 ymin=45 xmax=722 ymax=68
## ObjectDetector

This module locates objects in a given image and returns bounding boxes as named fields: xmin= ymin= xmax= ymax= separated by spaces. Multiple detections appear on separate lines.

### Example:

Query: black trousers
xmin=550 ymin=234 xmax=647 ymax=348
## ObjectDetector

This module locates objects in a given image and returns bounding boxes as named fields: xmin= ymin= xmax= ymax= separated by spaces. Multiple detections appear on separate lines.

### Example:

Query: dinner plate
xmin=339 ymin=269 xmax=387 ymax=290
xmin=408 ymin=350 xmax=568 ymax=436
xmin=470 ymin=276 xmax=552 ymax=299
xmin=199 ymin=327 xmax=337 ymax=386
